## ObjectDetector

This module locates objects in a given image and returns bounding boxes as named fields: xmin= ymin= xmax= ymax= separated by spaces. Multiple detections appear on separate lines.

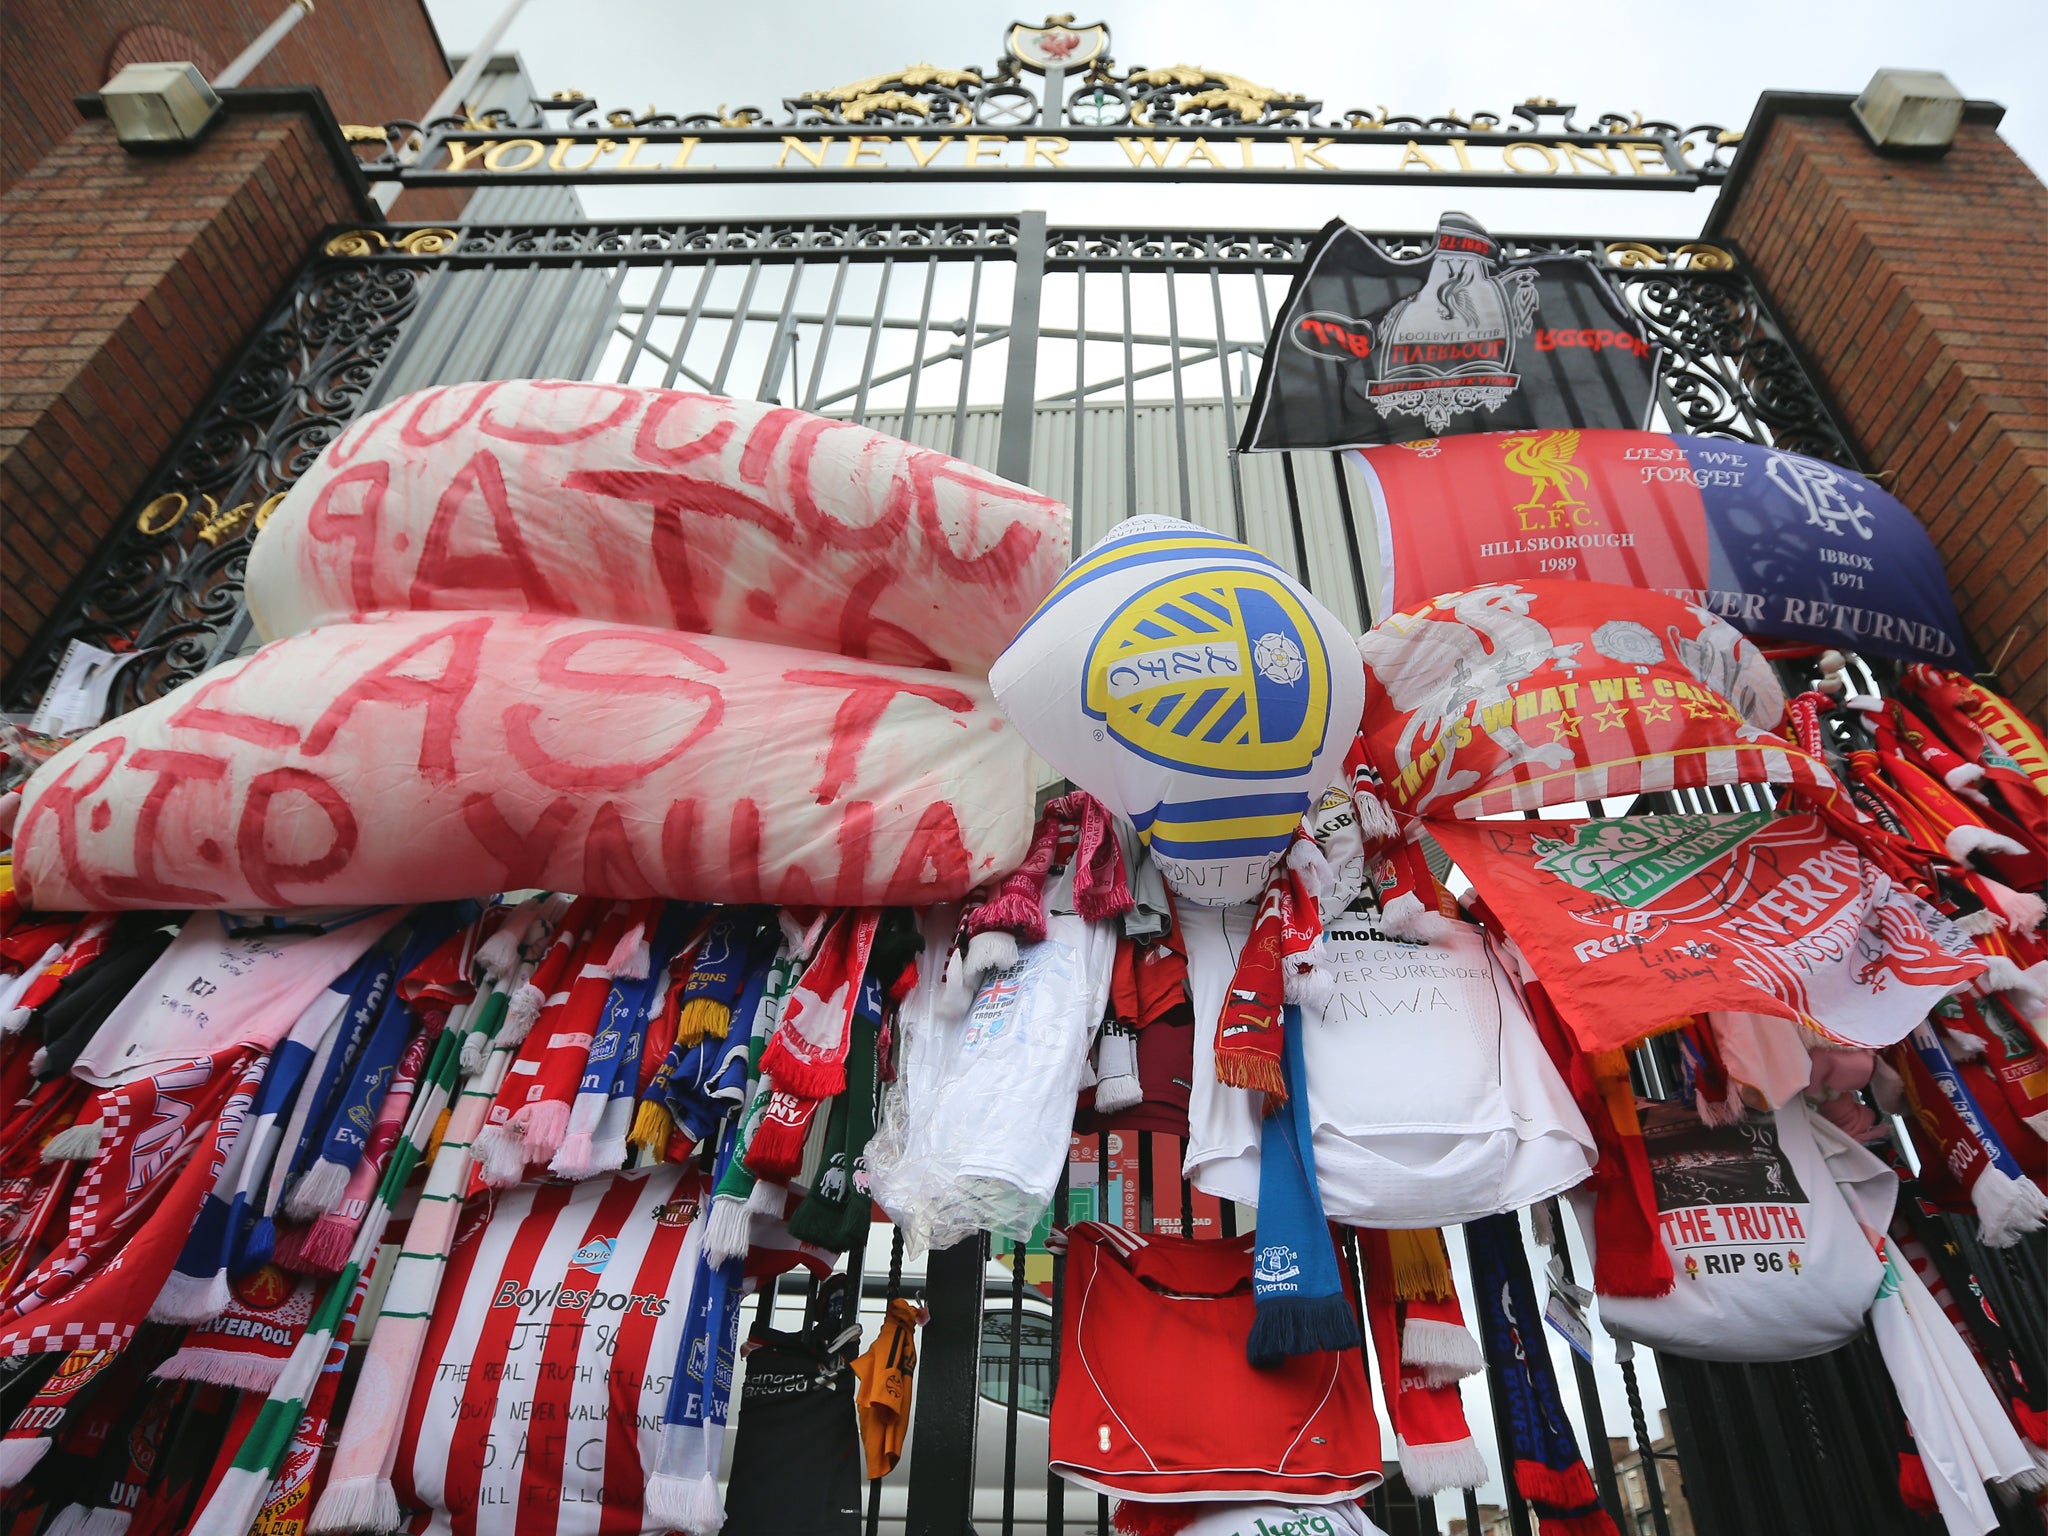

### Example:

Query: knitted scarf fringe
xmin=1213 ymin=1051 xmax=1285 ymax=1097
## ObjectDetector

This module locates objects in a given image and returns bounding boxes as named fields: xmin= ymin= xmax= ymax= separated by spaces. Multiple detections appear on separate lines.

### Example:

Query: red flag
xmin=1437 ymin=813 xmax=1986 ymax=1056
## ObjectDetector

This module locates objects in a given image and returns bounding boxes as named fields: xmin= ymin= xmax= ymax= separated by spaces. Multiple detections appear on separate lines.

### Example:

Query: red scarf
xmin=1212 ymin=838 xmax=1324 ymax=1104
xmin=1359 ymin=1229 xmax=1486 ymax=1498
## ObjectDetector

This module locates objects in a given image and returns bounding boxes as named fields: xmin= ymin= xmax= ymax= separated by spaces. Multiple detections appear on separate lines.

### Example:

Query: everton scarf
xmin=646 ymin=1134 xmax=746 ymax=1535
xmin=288 ymin=910 xmax=464 ymax=1220
xmin=1464 ymin=1212 xmax=1617 ymax=1535
xmin=704 ymin=941 xmax=802 ymax=1263
xmin=245 ymin=951 xmax=396 ymax=1268
xmin=1246 ymin=1006 xmax=1360 ymax=1367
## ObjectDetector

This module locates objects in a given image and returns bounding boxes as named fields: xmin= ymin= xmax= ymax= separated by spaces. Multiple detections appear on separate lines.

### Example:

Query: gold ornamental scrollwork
xmin=339 ymin=123 xmax=391 ymax=144
xmin=323 ymin=228 xmax=459 ymax=258
xmin=193 ymin=496 xmax=250 ymax=546
xmin=1126 ymin=65 xmax=1301 ymax=125
xmin=135 ymin=492 xmax=189 ymax=536
xmin=1604 ymin=241 xmax=1666 ymax=269
xmin=1673 ymin=242 xmax=1735 ymax=271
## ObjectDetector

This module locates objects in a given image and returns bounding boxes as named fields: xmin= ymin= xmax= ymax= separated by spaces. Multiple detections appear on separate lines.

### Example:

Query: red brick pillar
xmin=1706 ymin=93 xmax=2048 ymax=720
xmin=0 ymin=91 xmax=377 ymax=675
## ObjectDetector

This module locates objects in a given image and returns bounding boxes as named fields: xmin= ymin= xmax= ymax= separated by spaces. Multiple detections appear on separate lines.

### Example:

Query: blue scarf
xmin=1464 ymin=1212 xmax=1605 ymax=1524
xmin=1246 ymin=1004 xmax=1361 ymax=1367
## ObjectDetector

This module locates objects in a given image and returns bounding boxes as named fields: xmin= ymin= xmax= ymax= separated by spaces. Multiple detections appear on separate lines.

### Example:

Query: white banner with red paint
xmin=13 ymin=611 xmax=1030 ymax=911
xmin=246 ymin=380 xmax=1070 ymax=673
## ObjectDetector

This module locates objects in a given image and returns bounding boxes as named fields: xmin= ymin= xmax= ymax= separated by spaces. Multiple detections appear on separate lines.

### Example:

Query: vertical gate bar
xmin=867 ymin=1227 xmax=907 ymax=1536
xmin=1276 ymin=453 xmax=1314 ymax=589
xmin=1119 ymin=264 xmax=1138 ymax=519
xmin=903 ymin=1230 xmax=986 ymax=1536
xmin=1070 ymin=264 xmax=1087 ymax=545
xmin=1137 ymin=1131 xmax=1154 ymax=1234
xmin=616 ymin=259 xmax=675 ymax=382
xmin=661 ymin=258 xmax=719 ymax=390
xmin=803 ymin=257 xmax=851 ymax=411
xmin=358 ymin=258 xmax=451 ymax=412
xmin=997 ymin=211 xmax=1046 ymax=488
xmin=571 ymin=258 xmax=634 ymax=381
xmin=709 ymin=259 xmax=763 ymax=395
xmin=1541 ymin=1197 xmax=1623 ymax=1520
xmin=418 ymin=261 xmax=500 ymax=388
xmin=1327 ymin=451 xmax=1375 ymax=627
xmin=950 ymin=255 xmax=985 ymax=460
xmin=1046 ymin=1165 xmax=1070 ymax=1536
xmin=756 ymin=258 xmax=806 ymax=402
xmin=1163 ymin=269 xmax=1194 ymax=522
xmin=1098 ymin=1129 xmax=1111 ymax=1536
xmin=1207 ymin=265 xmax=1249 ymax=543
xmin=850 ymin=256 xmax=896 ymax=426
xmin=515 ymin=257 xmax=588 ymax=379
xmin=899 ymin=256 xmax=940 ymax=434
xmin=1001 ymin=1230 xmax=1026 ymax=1535
xmin=1463 ymin=1488 xmax=1483 ymax=1536
xmin=475 ymin=257 xmax=547 ymax=379
xmin=1463 ymin=1218 xmax=1536 ymax=1536
xmin=1620 ymin=1345 xmax=1674 ymax=1536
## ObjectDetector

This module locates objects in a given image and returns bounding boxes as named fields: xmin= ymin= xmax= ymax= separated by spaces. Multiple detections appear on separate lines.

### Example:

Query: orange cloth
xmin=851 ymin=1298 xmax=921 ymax=1479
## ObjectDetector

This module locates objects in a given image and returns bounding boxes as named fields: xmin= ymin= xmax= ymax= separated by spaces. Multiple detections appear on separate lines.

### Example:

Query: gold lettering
xmin=842 ymin=135 xmax=887 ymax=168
xmin=548 ymin=136 xmax=617 ymax=172
xmin=667 ymin=137 xmax=702 ymax=169
xmin=902 ymin=135 xmax=954 ymax=167
xmin=1116 ymin=136 xmax=1174 ymax=168
xmin=482 ymin=137 xmax=545 ymax=172
xmin=1288 ymin=136 xmax=1338 ymax=170
xmin=1022 ymin=135 xmax=1070 ymax=168
xmin=1446 ymin=137 xmax=1475 ymax=171
xmin=614 ymin=137 xmax=667 ymax=170
xmin=1560 ymin=141 xmax=1618 ymax=175
xmin=1619 ymin=141 xmax=1674 ymax=176
xmin=776 ymin=136 xmax=834 ymax=168
xmin=443 ymin=138 xmax=493 ymax=173
xmin=1180 ymin=136 xmax=1228 ymax=170
xmin=964 ymin=135 xmax=1009 ymax=167
xmin=1236 ymin=136 xmax=1262 ymax=167
xmin=1396 ymin=140 xmax=1445 ymax=172
xmin=136 ymin=493 xmax=188 ymax=536
xmin=1501 ymin=140 xmax=1560 ymax=174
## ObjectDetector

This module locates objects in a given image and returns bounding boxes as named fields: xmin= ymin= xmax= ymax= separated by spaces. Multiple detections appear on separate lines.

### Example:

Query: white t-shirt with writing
xmin=1573 ymin=1098 xmax=1893 ymax=1362
xmin=1183 ymin=902 xmax=1593 ymax=1226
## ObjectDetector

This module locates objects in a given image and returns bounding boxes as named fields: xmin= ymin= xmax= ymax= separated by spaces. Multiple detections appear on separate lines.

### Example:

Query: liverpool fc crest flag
xmin=1238 ymin=215 xmax=1661 ymax=452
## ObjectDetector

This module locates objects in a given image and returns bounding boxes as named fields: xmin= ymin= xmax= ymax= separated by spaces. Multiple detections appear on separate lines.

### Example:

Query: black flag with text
xmin=1238 ymin=213 xmax=1662 ymax=453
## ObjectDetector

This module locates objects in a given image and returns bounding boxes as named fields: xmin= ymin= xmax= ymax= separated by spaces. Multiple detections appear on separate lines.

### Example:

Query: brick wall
xmin=3 ymin=0 xmax=451 ymax=192
xmin=0 ymin=103 xmax=367 ymax=674
xmin=1709 ymin=102 xmax=2048 ymax=718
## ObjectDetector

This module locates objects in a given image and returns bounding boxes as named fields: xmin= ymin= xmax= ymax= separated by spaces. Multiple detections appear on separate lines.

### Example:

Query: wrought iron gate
xmin=8 ymin=214 xmax=2041 ymax=1536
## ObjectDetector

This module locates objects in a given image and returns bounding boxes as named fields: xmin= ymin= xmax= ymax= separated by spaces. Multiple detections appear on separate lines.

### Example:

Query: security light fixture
xmin=101 ymin=61 xmax=222 ymax=147
xmin=1852 ymin=68 xmax=1965 ymax=153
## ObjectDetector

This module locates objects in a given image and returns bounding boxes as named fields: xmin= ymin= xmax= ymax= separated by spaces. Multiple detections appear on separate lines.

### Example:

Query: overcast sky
xmin=421 ymin=0 xmax=2044 ymax=237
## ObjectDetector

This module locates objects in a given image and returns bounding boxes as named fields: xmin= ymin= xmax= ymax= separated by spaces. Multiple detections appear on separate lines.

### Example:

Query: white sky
xmin=421 ymin=0 xmax=2045 ymax=237
xmin=408 ymin=1 xmax=2040 ymax=1520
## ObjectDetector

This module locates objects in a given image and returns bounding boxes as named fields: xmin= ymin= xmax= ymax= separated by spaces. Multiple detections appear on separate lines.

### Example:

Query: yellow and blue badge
xmin=990 ymin=516 xmax=1366 ymax=906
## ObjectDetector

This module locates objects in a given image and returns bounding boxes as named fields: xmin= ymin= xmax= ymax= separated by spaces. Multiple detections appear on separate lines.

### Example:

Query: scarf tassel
xmin=963 ymin=929 xmax=1020 ymax=986
xmin=1092 ymin=1025 xmax=1144 ymax=1116
xmin=309 ymin=1475 xmax=402 ymax=1535
xmin=1972 ymin=1164 xmax=2048 ymax=1247
xmin=1213 ymin=1051 xmax=1286 ymax=1098
xmin=675 ymin=998 xmax=730 ymax=1048
xmin=1982 ymin=878 xmax=2048 ymax=933
xmin=644 ymin=1471 xmax=724 ymax=1536
xmin=0 ymin=1436 xmax=52 ymax=1488
xmin=41 ymin=1117 xmax=103 ymax=1162
xmin=282 ymin=1157 xmax=352 ymax=1222
xmin=1397 ymin=1433 xmax=1491 ymax=1499
xmin=756 ymin=1041 xmax=844 ymax=1101
xmin=1403 ymin=1318 xmax=1484 ymax=1383
xmin=1245 ymin=1290 xmax=1362 ymax=1369
xmin=628 ymin=1097 xmax=675 ymax=1155
xmin=285 ymin=1212 xmax=358 ymax=1277
xmin=703 ymin=1193 xmax=754 ymax=1266
xmin=2014 ymin=1399 xmax=2048 ymax=1449
xmin=1514 ymin=1457 xmax=1600 ymax=1511
xmin=743 ymin=1106 xmax=813 ymax=1179
xmin=45 ymin=1507 xmax=131 ymax=1536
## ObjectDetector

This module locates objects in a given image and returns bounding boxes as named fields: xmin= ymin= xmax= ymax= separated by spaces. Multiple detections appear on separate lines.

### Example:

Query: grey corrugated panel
xmin=377 ymin=264 xmax=615 ymax=398
xmin=462 ymin=181 xmax=587 ymax=223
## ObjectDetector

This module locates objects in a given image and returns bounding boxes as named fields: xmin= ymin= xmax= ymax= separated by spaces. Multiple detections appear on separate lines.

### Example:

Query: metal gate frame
xmin=10 ymin=212 xmax=2036 ymax=1536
